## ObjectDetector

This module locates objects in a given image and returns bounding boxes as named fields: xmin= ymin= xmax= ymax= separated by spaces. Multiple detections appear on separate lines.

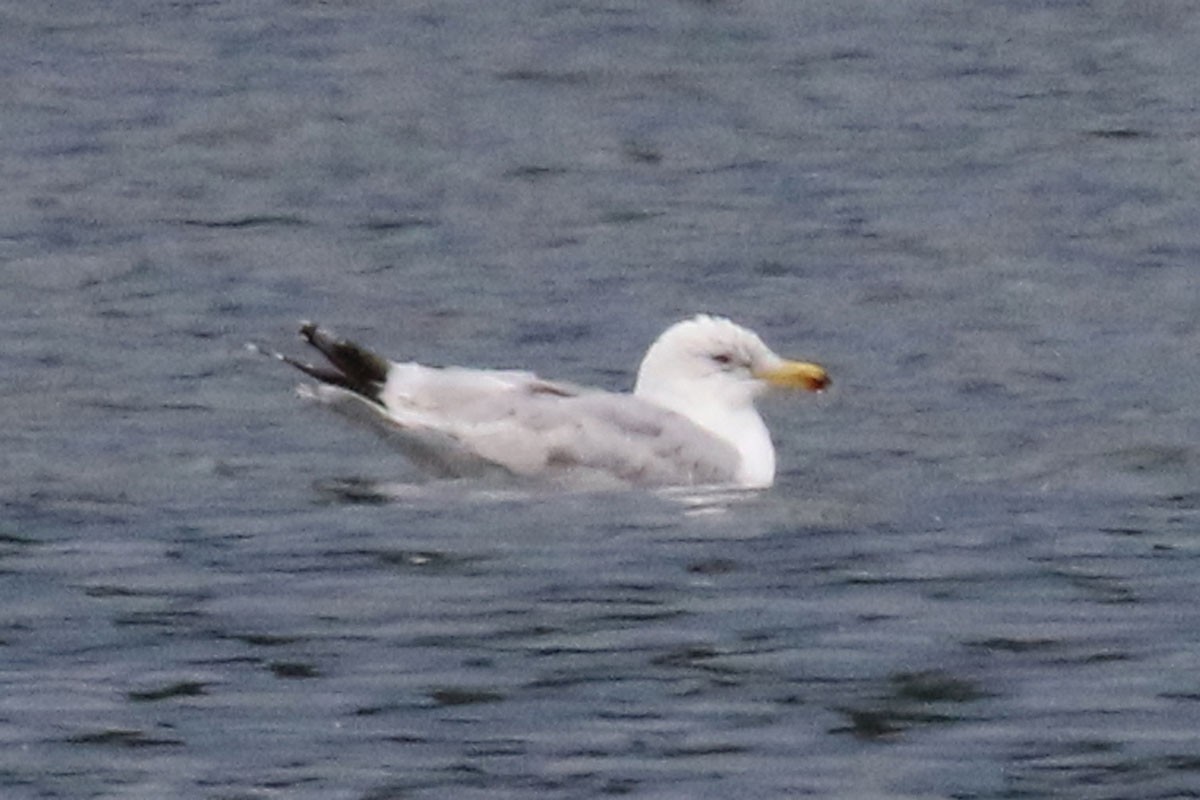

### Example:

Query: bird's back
xmin=374 ymin=365 xmax=741 ymax=485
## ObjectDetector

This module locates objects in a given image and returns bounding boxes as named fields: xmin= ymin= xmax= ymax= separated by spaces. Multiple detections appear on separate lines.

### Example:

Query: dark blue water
xmin=4 ymin=2 xmax=1200 ymax=797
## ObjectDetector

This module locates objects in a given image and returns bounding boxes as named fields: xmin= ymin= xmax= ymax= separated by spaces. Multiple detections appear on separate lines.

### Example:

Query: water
xmin=4 ymin=1 xmax=1200 ymax=797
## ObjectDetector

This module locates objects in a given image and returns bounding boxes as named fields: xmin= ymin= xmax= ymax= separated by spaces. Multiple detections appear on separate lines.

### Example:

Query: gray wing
xmin=305 ymin=369 xmax=741 ymax=486
xmin=495 ymin=391 xmax=744 ymax=486
xmin=298 ymin=382 xmax=517 ymax=480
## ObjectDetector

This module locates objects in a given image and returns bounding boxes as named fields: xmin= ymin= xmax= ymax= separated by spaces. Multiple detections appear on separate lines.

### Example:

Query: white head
xmin=634 ymin=315 xmax=828 ymax=486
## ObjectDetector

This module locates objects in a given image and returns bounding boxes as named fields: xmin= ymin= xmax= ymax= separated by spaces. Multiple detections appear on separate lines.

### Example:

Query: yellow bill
xmin=755 ymin=359 xmax=830 ymax=392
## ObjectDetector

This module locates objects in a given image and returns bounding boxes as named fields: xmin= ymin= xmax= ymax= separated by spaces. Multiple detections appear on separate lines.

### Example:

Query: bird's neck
xmin=637 ymin=386 xmax=775 ymax=487
xmin=721 ymin=407 xmax=774 ymax=487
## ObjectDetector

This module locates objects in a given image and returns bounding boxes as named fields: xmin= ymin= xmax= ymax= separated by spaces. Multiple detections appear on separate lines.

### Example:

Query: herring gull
xmin=270 ymin=315 xmax=828 ymax=488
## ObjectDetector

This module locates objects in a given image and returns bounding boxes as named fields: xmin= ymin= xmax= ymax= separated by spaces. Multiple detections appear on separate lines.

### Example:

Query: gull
xmin=268 ymin=315 xmax=828 ymax=488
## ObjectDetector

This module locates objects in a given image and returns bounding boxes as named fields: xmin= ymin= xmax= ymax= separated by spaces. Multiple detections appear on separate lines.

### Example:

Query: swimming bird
xmin=270 ymin=315 xmax=828 ymax=488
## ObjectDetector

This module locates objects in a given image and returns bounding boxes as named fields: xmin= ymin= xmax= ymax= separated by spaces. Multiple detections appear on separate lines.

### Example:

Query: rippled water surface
xmin=4 ymin=2 xmax=1200 ymax=798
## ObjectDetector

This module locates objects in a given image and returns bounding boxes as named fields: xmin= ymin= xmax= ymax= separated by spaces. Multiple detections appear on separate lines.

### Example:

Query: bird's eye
xmin=711 ymin=353 xmax=735 ymax=366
